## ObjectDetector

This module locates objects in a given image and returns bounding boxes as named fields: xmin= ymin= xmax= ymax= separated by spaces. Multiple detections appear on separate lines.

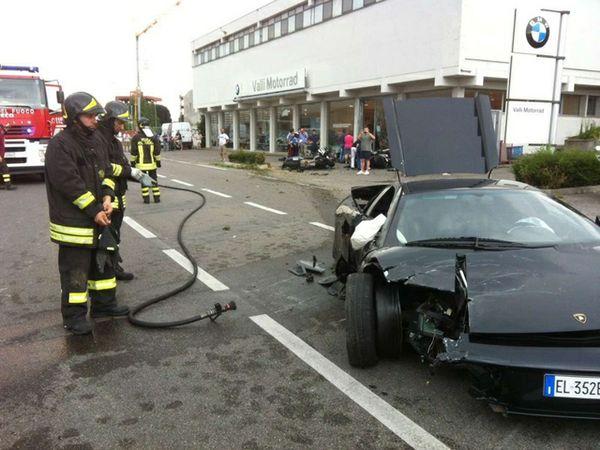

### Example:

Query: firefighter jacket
xmin=130 ymin=131 xmax=161 ymax=170
xmin=97 ymin=122 xmax=132 ymax=210
xmin=45 ymin=125 xmax=114 ymax=248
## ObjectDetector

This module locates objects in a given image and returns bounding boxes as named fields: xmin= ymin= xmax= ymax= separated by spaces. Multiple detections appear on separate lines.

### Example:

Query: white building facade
xmin=191 ymin=0 xmax=600 ymax=151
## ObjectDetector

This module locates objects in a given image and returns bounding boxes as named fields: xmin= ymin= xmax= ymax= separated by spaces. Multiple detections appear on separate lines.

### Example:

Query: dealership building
xmin=191 ymin=0 xmax=600 ymax=152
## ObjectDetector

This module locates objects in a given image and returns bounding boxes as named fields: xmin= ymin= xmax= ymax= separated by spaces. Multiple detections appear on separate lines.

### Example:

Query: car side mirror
xmin=56 ymin=90 xmax=65 ymax=104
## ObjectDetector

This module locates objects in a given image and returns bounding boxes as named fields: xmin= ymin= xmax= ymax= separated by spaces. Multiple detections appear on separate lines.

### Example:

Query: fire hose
xmin=127 ymin=182 xmax=236 ymax=328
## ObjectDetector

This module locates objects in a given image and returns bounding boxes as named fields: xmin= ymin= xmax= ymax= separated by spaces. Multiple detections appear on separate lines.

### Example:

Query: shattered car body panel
xmin=335 ymin=177 xmax=600 ymax=418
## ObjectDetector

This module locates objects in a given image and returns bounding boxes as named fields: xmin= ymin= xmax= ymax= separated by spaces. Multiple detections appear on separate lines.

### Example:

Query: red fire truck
xmin=0 ymin=65 xmax=64 ymax=175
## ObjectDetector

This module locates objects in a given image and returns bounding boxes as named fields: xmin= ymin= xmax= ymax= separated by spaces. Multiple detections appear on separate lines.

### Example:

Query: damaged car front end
xmin=337 ymin=178 xmax=600 ymax=419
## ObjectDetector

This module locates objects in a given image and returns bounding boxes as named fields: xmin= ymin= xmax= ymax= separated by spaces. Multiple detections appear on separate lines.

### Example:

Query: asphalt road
xmin=2 ymin=152 xmax=600 ymax=449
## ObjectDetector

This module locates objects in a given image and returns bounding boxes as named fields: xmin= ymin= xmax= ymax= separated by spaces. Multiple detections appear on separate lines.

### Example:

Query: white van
xmin=161 ymin=122 xmax=193 ymax=149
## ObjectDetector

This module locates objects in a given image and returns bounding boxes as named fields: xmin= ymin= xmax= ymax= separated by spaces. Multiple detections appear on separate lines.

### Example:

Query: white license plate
xmin=544 ymin=374 xmax=600 ymax=399
xmin=4 ymin=152 xmax=15 ymax=158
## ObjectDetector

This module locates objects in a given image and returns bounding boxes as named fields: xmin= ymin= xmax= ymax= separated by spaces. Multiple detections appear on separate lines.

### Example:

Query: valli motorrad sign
xmin=235 ymin=69 xmax=306 ymax=98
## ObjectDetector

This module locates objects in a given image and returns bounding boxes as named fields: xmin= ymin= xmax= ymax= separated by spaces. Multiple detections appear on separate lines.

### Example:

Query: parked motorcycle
xmin=282 ymin=146 xmax=336 ymax=172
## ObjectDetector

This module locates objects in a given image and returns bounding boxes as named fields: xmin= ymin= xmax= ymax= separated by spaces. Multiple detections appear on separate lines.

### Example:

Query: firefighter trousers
xmin=58 ymin=245 xmax=117 ymax=321
xmin=0 ymin=159 xmax=10 ymax=185
xmin=141 ymin=169 xmax=160 ymax=201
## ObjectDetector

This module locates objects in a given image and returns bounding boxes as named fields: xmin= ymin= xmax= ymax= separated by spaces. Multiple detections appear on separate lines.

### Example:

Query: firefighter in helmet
xmin=130 ymin=117 xmax=161 ymax=203
xmin=45 ymin=92 xmax=129 ymax=335
xmin=98 ymin=101 xmax=155 ymax=280
xmin=0 ymin=123 xmax=14 ymax=190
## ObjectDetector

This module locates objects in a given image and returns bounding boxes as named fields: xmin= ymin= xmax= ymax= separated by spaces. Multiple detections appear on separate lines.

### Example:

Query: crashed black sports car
xmin=332 ymin=94 xmax=600 ymax=418
xmin=333 ymin=177 xmax=600 ymax=418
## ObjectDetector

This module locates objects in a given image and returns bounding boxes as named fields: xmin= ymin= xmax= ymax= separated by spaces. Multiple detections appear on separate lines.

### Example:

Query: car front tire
xmin=345 ymin=272 xmax=378 ymax=368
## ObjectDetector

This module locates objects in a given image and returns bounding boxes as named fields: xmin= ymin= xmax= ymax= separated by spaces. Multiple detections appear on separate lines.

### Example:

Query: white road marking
xmin=309 ymin=222 xmax=335 ymax=231
xmin=164 ymin=158 xmax=228 ymax=171
xmin=163 ymin=249 xmax=229 ymax=291
xmin=171 ymin=178 xmax=194 ymax=187
xmin=156 ymin=174 xmax=167 ymax=179
xmin=201 ymin=188 xmax=232 ymax=198
xmin=244 ymin=201 xmax=287 ymax=215
xmin=123 ymin=216 xmax=156 ymax=239
xmin=249 ymin=314 xmax=449 ymax=450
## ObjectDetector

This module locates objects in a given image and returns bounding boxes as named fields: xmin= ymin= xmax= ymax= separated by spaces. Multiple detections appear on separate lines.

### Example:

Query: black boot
xmin=63 ymin=317 xmax=93 ymax=335
xmin=143 ymin=197 xmax=150 ymax=204
xmin=91 ymin=303 xmax=130 ymax=318
xmin=115 ymin=264 xmax=134 ymax=281
xmin=154 ymin=197 xmax=160 ymax=203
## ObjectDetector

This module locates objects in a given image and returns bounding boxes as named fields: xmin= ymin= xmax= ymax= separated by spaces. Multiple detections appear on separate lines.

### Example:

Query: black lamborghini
xmin=334 ymin=177 xmax=600 ymax=418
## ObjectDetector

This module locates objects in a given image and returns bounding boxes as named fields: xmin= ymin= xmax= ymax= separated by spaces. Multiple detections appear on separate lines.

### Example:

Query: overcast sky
xmin=4 ymin=0 xmax=272 ymax=118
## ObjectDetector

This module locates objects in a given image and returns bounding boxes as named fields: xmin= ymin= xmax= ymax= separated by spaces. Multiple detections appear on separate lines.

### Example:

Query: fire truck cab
xmin=0 ymin=65 xmax=64 ymax=175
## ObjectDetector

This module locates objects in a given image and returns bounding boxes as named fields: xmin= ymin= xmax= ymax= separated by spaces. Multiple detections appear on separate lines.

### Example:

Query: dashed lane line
xmin=171 ymin=178 xmax=194 ymax=187
xmin=122 ymin=216 xmax=157 ymax=239
xmin=244 ymin=201 xmax=287 ymax=215
xmin=163 ymin=249 xmax=229 ymax=291
xmin=201 ymin=188 xmax=232 ymax=198
xmin=162 ymin=158 xmax=228 ymax=171
xmin=249 ymin=314 xmax=449 ymax=450
xmin=309 ymin=222 xmax=335 ymax=231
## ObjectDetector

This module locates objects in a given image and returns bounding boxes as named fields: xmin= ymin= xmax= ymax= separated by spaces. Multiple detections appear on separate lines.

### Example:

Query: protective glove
xmin=130 ymin=168 xmax=156 ymax=187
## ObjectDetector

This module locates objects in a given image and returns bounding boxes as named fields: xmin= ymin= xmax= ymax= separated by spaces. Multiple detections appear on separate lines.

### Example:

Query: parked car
xmin=334 ymin=177 xmax=600 ymax=418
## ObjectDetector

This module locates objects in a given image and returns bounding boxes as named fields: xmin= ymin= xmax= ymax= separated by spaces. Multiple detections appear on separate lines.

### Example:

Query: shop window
xmin=276 ymin=106 xmax=293 ymax=152
xmin=243 ymin=34 xmax=249 ymax=48
xmin=268 ymin=24 xmax=275 ymax=40
xmin=248 ymin=32 xmax=255 ymax=47
xmin=223 ymin=112 xmax=233 ymax=144
xmin=328 ymin=100 xmax=354 ymax=148
xmin=464 ymin=89 xmax=505 ymax=111
xmin=296 ymin=12 xmax=304 ymax=30
xmin=281 ymin=18 xmax=289 ymax=35
xmin=303 ymin=9 xmax=311 ymax=27
xmin=274 ymin=21 xmax=282 ymax=38
xmin=587 ymin=96 xmax=600 ymax=117
xmin=256 ymin=109 xmax=270 ymax=151
xmin=288 ymin=15 xmax=296 ymax=32
xmin=353 ymin=0 xmax=364 ymax=9
xmin=560 ymin=94 xmax=582 ymax=116
xmin=362 ymin=98 xmax=388 ymax=150
xmin=323 ymin=1 xmax=333 ymax=20
xmin=238 ymin=36 xmax=244 ymax=50
xmin=300 ymin=103 xmax=321 ymax=131
xmin=239 ymin=111 xmax=251 ymax=150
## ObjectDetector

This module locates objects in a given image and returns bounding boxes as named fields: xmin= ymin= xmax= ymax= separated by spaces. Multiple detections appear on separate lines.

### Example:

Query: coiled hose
xmin=127 ymin=182 xmax=236 ymax=328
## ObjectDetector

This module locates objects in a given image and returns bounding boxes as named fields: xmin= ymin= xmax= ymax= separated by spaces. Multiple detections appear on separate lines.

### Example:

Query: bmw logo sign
xmin=526 ymin=16 xmax=550 ymax=48
xmin=235 ymin=84 xmax=240 ymax=96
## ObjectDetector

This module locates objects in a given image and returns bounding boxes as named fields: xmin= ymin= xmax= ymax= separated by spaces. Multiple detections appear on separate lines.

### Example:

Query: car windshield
xmin=0 ymin=78 xmax=47 ymax=108
xmin=390 ymin=188 xmax=600 ymax=247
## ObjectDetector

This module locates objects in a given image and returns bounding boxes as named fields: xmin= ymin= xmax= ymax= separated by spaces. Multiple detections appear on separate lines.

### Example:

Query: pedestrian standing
xmin=308 ymin=129 xmax=319 ymax=154
xmin=299 ymin=128 xmax=308 ymax=156
xmin=343 ymin=129 xmax=354 ymax=166
xmin=0 ymin=123 xmax=15 ymax=190
xmin=98 ymin=101 xmax=155 ymax=280
xmin=45 ymin=92 xmax=129 ymax=335
xmin=336 ymin=130 xmax=345 ymax=162
xmin=131 ymin=117 xmax=162 ymax=203
xmin=218 ymin=128 xmax=230 ymax=161
xmin=357 ymin=127 xmax=375 ymax=175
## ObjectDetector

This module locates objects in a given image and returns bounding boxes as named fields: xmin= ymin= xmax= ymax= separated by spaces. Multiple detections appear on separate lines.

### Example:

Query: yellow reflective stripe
xmin=73 ymin=191 xmax=95 ymax=209
xmin=117 ymin=111 xmax=130 ymax=120
xmin=50 ymin=222 xmax=93 ymax=237
xmin=68 ymin=291 xmax=88 ymax=304
xmin=122 ymin=195 xmax=127 ymax=207
xmin=102 ymin=178 xmax=116 ymax=190
xmin=137 ymin=163 xmax=156 ymax=170
xmin=111 ymin=198 xmax=120 ymax=209
xmin=82 ymin=97 xmax=98 ymax=112
xmin=155 ymin=155 xmax=161 ymax=161
xmin=111 ymin=163 xmax=123 ymax=177
xmin=50 ymin=231 xmax=94 ymax=245
xmin=88 ymin=277 xmax=117 ymax=291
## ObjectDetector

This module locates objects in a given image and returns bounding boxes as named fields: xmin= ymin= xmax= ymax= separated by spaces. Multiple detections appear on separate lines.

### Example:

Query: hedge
xmin=228 ymin=150 xmax=266 ymax=165
xmin=512 ymin=149 xmax=600 ymax=189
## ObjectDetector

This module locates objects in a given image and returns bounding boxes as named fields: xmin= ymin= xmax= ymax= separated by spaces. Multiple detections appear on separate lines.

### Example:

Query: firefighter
xmin=0 ymin=123 xmax=15 ymax=190
xmin=45 ymin=92 xmax=129 ymax=335
xmin=130 ymin=117 xmax=161 ymax=203
xmin=98 ymin=101 xmax=155 ymax=281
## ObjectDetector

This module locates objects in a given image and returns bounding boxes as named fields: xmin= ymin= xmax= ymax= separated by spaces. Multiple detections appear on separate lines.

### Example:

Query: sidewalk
xmin=173 ymin=148 xmax=515 ymax=200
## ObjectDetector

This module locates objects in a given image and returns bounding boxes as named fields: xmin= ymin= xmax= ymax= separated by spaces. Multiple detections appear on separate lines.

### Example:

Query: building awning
xmin=234 ymin=88 xmax=307 ymax=102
